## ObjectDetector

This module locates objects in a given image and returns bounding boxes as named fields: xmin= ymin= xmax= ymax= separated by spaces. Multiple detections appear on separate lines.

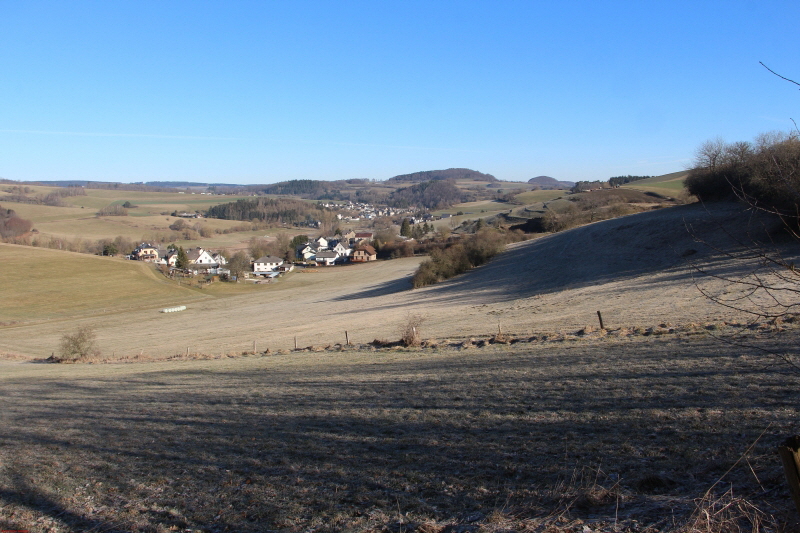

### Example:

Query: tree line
xmin=685 ymin=131 xmax=800 ymax=213
xmin=205 ymin=197 xmax=328 ymax=226
xmin=570 ymin=175 xmax=652 ymax=193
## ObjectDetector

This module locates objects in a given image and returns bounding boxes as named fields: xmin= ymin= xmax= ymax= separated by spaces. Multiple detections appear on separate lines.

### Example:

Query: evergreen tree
xmin=400 ymin=219 xmax=412 ymax=237
xmin=176 ymin=246 xmax=189 ymax=269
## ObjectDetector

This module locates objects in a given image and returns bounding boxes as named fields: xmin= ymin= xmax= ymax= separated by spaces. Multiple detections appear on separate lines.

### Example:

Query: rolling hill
xmin=387 ymin=168 xmax=497 ymax=183
xmin=527 ymin=175 xmax=574 ymax=188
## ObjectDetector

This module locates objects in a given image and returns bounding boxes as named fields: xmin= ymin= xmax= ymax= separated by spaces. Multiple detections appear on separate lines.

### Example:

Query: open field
xmin=0 ymin=244 xmax=212 ymax=323
xmin=3 ymin=201 xmax=798 ymax=359
xmin=2 ymin=333 xmax=799 ymax=532
xmin=0 ymin=186 xmax=270 ymax=250
xmin=511 ymin=189 xmax=566 ymax=205
xmin=3 ymin=201 xmax=800 ymax=531
xmin=623 ymin=172 xmax=688 ymax=195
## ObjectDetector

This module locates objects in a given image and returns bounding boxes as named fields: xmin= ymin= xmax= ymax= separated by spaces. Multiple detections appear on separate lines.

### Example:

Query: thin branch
xmin=760 ymin=61 xmax=800 ymax=89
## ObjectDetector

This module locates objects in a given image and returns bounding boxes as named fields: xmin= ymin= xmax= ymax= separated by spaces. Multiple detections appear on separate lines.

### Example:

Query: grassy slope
xmin=623 ymin=170 xmax=688 ymax=193
xmin=0 ymin=243 xmax=210 ymax=322
xmin=0 ymin=335 xmax=796 ymax=532
xmin=1 ymin=187 xmax=302 ymax=249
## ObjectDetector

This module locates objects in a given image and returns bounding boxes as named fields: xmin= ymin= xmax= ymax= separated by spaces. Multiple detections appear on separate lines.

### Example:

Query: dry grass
xmin=1 ymin=333 xmax=799 ymax=532
xmin=0 ymin=242 xmax=211 ymax=322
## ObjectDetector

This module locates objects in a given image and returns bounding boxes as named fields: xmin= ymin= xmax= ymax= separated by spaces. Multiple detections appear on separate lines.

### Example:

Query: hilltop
xmin=387 ymin=168 xmax=498 ymax=183
xmin=527 ymin=175 xmax=574 ymax=188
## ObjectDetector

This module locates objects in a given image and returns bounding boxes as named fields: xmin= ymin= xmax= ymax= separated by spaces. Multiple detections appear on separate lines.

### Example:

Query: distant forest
xmin=387 ymin=168 xmax=497 ymax=183
xmin=205 ymin=197 xmax=327 ymax=225
xmin=387 ymin=180 xmax=465 ymax=209
xmin=608 ymin=175 xmax=653 ymax=187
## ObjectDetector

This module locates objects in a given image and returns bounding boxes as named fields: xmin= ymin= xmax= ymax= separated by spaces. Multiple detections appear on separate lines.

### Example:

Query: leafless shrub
xmin=678 ymin=487 xmax=772 ymax=533
xmin=400 ymin=313 xmax=425 ymax=347
xmin=97 ymin=204 xmax=128 ymax=216
xmin=57 ymin=325 xmax=101 ymax=362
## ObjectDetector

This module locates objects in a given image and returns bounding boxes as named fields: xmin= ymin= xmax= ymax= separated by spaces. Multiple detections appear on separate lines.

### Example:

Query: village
xmin=129 ymin=230 xmax=378 ymax=282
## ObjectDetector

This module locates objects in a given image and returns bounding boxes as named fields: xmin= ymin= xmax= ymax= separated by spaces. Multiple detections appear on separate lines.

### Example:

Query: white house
xmin=332 ymin=242 xmax=351 ymax=259
xmin=296 ymin=244 xmax=318 ymax=261
xmin=186 ymin=248 xmax=215 ymax=265
xmin=253 ymin=255 xmax=284 ymax=274
xmin=315 ymin=250 xmax=338 ymax=266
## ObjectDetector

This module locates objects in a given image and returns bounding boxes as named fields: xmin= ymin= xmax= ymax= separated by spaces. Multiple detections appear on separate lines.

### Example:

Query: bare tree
xmin=685 ymin=130 xmax=800 ymax=370
xmin=227 ymin=251 xmax=250 ymax=281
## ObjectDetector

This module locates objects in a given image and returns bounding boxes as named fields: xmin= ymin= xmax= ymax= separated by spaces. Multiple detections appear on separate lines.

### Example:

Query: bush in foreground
xmin=56 ymin=326 xmax=101 ymax=362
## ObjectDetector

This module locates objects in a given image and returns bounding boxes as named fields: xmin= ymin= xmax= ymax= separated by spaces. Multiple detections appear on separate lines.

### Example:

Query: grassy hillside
xmin=0 ymin=243 xmax=209 ymax=322
xmin=1 ymin=185 xmax=283 ymax=250
xmin=622 ymin=170 xmax=688 ymax=194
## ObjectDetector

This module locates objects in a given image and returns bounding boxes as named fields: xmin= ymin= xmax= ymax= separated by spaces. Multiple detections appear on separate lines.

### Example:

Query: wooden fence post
xmin=778 ymin=436 xmax=800 ymax=515
xmin=597 ymin=311 xmax=605 ymax=330
xmin=345 ymin=330 xmax=349 ymax=345
xmin=294 ymin=336 xmax=298 ymax=350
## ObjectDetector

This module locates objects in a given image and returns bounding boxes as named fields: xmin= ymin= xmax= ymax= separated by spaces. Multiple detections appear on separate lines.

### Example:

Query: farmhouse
xmin=353 ymin=232 xmax=374 ymax=244
xmin=352 ymin=245 xmax=377 ymax=262
xmin=132 ymin=243 xmax=161 ymax=262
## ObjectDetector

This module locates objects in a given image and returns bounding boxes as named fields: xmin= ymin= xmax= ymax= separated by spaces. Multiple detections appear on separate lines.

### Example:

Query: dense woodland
xmin=205 ymin=197 xmax=329 ymax=226
xmin=387 ymin=180 xmax=465 ymax=209
xmin=387 ymin=168 xmax=497 ymax=183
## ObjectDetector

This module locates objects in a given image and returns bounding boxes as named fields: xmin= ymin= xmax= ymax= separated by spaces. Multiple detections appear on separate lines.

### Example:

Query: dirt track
xmin=2 ymin=202 xmax=797 ymax=359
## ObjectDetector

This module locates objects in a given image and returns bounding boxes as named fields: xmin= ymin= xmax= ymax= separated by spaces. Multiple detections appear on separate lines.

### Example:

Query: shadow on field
xmin=331 ymin=275 xmax=413 ymax=301
xmin=0 ymin=337 xmax=796 ymax=532
xmin=406 ymin=202 xmax=795 ymax=305
xmin=0 ymin=474 xmax=118 ymax=532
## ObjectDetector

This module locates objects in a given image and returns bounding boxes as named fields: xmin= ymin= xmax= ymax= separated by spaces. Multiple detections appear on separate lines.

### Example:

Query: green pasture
xmin=495 ymin=181 xmax=536 ymax=191
xmin=0 ymin=243 xmax=210 ymax=321
xmin=623 ymin=171 xmax=688 ymax=194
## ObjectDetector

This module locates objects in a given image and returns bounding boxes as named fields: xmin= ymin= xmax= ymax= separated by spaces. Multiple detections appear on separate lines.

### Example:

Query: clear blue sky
xmin=1 ymin=1 xmax=798 ymax=184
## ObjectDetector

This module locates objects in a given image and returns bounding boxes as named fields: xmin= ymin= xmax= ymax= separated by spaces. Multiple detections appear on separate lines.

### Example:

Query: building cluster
xmin=319 ymin=201 xmax=414 ymax=222
xmin=294 ymin=230 xmax=377 ymax=266
xmin=130 ymin=229 xmax=380 ymax=281
xmin=130 ymin=244 xmax=229 ymax=276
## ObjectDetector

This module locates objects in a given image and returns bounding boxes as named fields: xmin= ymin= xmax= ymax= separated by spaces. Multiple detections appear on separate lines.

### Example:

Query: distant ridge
xmin=28 ymin=180 xmax=242 ymax=188
xmin=528 ymin=176 xmax=574 ymax=189
xmin=388 ymin=168 xmax=498 ymax=183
